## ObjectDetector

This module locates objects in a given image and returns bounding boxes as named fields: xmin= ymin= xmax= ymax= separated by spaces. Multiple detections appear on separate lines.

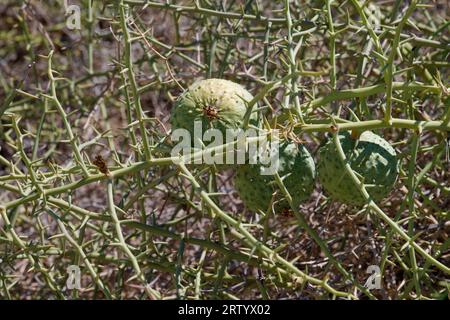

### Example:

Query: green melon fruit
xmin=318 ymin=131 xmax=399 ymax=205
xmin=171 ymin=79 xmax=258 ymax=166
xmin=234 ymin=141 xmax=316 ymax=213
xmin=171 ymin=78 xmax=257 ymax=138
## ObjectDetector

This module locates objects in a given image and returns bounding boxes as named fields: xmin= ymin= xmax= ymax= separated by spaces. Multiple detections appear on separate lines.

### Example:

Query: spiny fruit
xmin=318 ymin=131 xmax=399 ymax=205
xmin=234 ymin=141 xmax=316 ymax=213
xmin=171 ymin=78 xmax=257 ymax=139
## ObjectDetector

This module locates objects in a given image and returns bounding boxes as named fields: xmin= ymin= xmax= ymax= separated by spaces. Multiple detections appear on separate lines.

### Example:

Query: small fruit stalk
xmin=318 ymin=131 xmax=400 ymax=205
xmin=234 ymin=140 xmax=316 ymax=213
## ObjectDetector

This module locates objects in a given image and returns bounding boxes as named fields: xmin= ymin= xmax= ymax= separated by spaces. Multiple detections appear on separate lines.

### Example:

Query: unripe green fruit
xmin=171 ymin=78 xmax=257 ymax=137
xmin=234 ymin=141 xmax=316 ymax=213
xmin=318 ymin=131 xmax=399 ymax=205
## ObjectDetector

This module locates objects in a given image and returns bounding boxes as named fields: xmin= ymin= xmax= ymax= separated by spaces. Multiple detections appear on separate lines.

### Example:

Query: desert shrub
xmin=0 ymin=0 xmax=448 ymax=299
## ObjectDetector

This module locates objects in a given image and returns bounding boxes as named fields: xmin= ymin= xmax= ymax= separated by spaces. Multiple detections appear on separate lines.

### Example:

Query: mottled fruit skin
xmin=171 ymin=78 xmax=257 ymax=138
xmin=234 ymin=142 xmax=316 ymax=213
xmin=318 ymin=131 xmax=399 ymax=205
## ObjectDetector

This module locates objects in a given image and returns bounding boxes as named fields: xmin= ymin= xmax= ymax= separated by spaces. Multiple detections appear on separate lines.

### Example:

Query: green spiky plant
xmin=0 ymin=0 xmax=449 ymax=301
